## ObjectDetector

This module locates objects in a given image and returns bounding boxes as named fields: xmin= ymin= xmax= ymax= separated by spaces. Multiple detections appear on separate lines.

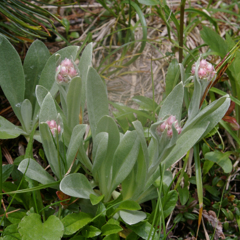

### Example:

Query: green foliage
xmin=1 ymin=2 xmax=240 ymax=238
xmin=18 ymin=213 xmax=64 ymax=240
xmin=0 ymin=0 xmax=62 ymax=43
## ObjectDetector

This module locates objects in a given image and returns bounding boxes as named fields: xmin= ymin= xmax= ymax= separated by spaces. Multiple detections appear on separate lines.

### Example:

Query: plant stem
xmin=179 ymin=0 xmax=186 ymax=63
xmin=193 ymin=143 xmax=203 ymax=238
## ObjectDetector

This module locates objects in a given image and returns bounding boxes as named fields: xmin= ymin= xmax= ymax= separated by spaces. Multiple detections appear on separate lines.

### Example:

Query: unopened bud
xmin=56 ymin=58 xmax=78 ymax=84
xmin=46 ymin=120 xmax=61 ymax=137
xmin=157 ymin=115 xmax=182 ymax=138
xmin=192 ymin=59 xmax=216 ymax=81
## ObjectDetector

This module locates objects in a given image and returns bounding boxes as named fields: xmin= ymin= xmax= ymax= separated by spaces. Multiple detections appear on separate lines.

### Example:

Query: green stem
xmin=193 ymin=142 xmax=203 ymax=238
xmin=179 ymin=0 xmax=187 ymax=63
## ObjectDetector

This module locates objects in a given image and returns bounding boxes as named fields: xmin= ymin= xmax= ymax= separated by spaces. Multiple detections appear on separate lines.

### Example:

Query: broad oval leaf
xmin=120 ymin=210 xmax=146 ymax=225
xmin=60 ymin=173 xmax=96 ymax=199
xmin=18 ymin=158 xmax=56 ymax=185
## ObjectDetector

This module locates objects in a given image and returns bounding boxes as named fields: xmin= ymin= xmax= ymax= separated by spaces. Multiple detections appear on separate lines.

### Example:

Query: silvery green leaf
xmin=23 ymin=40 xmax=50 ymax=108
xmin=60 ymin=173 xmax=96 ymax=199
xmin=21 ymin=99 xmax=33 ymax=133
xmin=39 ymin=93 xmax=58 ymax=124
xmin=87 ymin=67 xmax=109 ymax=139
xmin=110 ymin=131 xmax=140 ymax=197
xmin=158 ymin=82 xmax=184 ymax=122
xmin=161 ymin=121 xmax=209 ymax=169
xmin=79 ymin=42 xmax=93 ymax=118
xmin=35 ymin=85 xmax=49 ymax=108
xmin=18 ymin=158 xmax=56 ymax=186
xmin=165 ymin=59 xmax=180 ymax=96
xmin=92 ymin=132 xmax=108 ymax=184
xmin=66 ymin=124 xmax=87 ymax=171
xmin=66 ymin=77 xmax=82 ymax=130
xmin=40 ymin=123 xmax=64 ymax=179
xmin=119 ymin=210 xmax=146 ymax=225
xmin=95 ymin=116 xmax=120 ymax=197
xmin=122 ymin=121 xmax=148 ymax=200
xmin=184 ymin=95 xmax=230 ymax=135
xmin=0 ymin=116 xmax=26 ymax=139
xmin=0 ymin=35 xmax=25 ymax=124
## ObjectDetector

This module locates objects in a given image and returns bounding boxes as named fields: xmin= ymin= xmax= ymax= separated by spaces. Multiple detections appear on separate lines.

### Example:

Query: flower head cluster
xmin=191 ymin=59 xmax=216 ymax=81
xmin=56 ymin=58 xmax=78 ymax=84
xmin=46 ymin=120 xmax=61 ymax=137
xmin=157 ymin=115 xmax=182 ymax=137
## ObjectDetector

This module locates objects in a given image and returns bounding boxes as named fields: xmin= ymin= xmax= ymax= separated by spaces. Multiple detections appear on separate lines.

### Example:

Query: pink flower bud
xmin=191 ymin=59 xmax=216 ymax=81
xmin=60 ymin=66 xmax=68 ymax=75
xmin=57 ymin=73 xmax=63 ymax=82
xmin=200 ymin=59 xmax=208 ymax=68
xmin=159 ymin=122 xmax=167 ymax=132
xmin=68 ymin=67 xmax=77 ymax=77
xmin=62 ymin=58 xmax=72 ymax=67
xmin=176 ymin=127 xmax=182 ymax=134
xmin=46 ymin=120 xmax=61 ymax=137
xmin=56 ymin=58 xmax=79 ymax=84
xmin=167 ymin=128 xmax=173 ymax=137
xmin=157 ymin=115 xmax=182 ymax=138
xmin=198 ymin=68 xmax=207 ymax=79
xmin=167 ymin=115 xmax=176 ymax=125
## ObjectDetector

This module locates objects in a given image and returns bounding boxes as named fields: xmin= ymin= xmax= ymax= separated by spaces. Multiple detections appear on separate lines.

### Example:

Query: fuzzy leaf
xmin=18 ymin=158 xmax=56 ymax=185
xmin=0 ymin=35 xmax=25 ymax=122
xmin=60 ymin=173 xmax=96 ymax=199
xmin=66 ymin=124 xmax=87 ymax=170
xmin=86 ymin=67 xmax=109 ymax=139
xmin=66 ymin=77 xmax=82 ymax=130
xmin=111 ymin=131 xmax=140 ymax=193
xmin=0 ymin=116 xmax=26 ymax=139
xmin=120 ymin=210 xmax=146 ymax=225
xmin=158 ymin=82 xmax=184 ymax=121
xmin=79 ymin=42 xmax=93 ymax=115
xmin=20 ymin=99 xmax=33 ymax=133
xmin=23 ymin=40 xmax=50 ymax=107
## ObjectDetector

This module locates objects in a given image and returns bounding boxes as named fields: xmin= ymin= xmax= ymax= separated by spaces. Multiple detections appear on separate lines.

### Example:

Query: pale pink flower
xmin=191 ymin=59 xmax=216 ymax=81
xmin=56 ymin=58 xmax=78 ymax=84
xmin=46 ymin=120 xmax=61 ymax=137
xmin=157 ymin=115 xmax=182 ymax=138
